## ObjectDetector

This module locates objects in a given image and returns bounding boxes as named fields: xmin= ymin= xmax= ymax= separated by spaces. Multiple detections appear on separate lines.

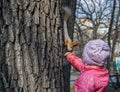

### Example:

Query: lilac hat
xmin=82 ymin=39 xmax=110 ymax=66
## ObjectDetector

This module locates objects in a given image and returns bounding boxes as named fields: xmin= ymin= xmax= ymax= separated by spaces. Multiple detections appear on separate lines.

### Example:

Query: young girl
xmin=65 ymin=39 xmax=110 ymax=92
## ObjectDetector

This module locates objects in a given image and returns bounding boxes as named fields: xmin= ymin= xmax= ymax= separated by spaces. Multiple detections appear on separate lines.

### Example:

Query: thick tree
xmin=0 ymin=0 xmax=74 ymax=92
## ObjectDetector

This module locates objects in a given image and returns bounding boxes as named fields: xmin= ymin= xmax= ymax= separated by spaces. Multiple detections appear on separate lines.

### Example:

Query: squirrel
xmin=61 ymin=7 xmax=78 ymax=51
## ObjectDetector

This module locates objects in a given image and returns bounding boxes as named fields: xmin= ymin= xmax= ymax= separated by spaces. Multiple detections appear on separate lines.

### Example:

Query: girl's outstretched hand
xmin=64 ymin=52 xmax=72 ymax=57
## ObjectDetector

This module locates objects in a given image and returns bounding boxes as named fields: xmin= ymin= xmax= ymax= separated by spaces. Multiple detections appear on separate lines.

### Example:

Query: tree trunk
xmin=61 ymin=0 xmax=77 ymax=92
xmin=0 ymin=0 xmax=65 ymax=92
xmin=107 ymin=0 xmax=116 ymax=70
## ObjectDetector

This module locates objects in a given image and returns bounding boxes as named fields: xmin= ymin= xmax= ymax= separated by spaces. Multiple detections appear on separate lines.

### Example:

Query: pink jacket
xmin=66 ymin=53 xmax=109 ymax=92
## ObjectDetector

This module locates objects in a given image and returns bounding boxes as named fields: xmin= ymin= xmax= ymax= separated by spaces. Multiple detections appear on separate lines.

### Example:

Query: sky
xmin=76 ymin=0 xmax=113 ymax=19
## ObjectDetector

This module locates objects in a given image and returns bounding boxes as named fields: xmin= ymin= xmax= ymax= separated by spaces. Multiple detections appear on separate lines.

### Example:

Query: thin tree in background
xmin=107 ymin=0 xmax=120 ymax=72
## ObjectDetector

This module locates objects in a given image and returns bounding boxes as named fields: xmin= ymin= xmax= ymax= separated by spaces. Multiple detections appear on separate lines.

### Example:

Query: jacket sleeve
xmin=66 ymin=53 xmax=84 ymax=72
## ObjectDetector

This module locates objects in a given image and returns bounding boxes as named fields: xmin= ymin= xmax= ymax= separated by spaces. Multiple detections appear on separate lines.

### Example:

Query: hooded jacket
xmin=66 ymin=39 xmax=110 ymax=92
xmin=66 ymin=53 xmax=109 ymax=92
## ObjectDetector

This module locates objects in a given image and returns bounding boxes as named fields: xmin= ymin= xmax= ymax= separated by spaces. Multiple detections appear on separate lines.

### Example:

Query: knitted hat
xmin=82 ymin=39 xmax=110 ymax=66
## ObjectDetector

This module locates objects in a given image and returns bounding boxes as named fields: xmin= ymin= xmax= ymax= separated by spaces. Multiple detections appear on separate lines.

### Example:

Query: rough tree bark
xmin=0 ymin=0 xmax=65 ymax=92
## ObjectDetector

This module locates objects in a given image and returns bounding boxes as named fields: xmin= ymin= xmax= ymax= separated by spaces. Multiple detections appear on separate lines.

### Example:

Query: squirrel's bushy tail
xmin=61 ymin=7 xmax=71 ymax=21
